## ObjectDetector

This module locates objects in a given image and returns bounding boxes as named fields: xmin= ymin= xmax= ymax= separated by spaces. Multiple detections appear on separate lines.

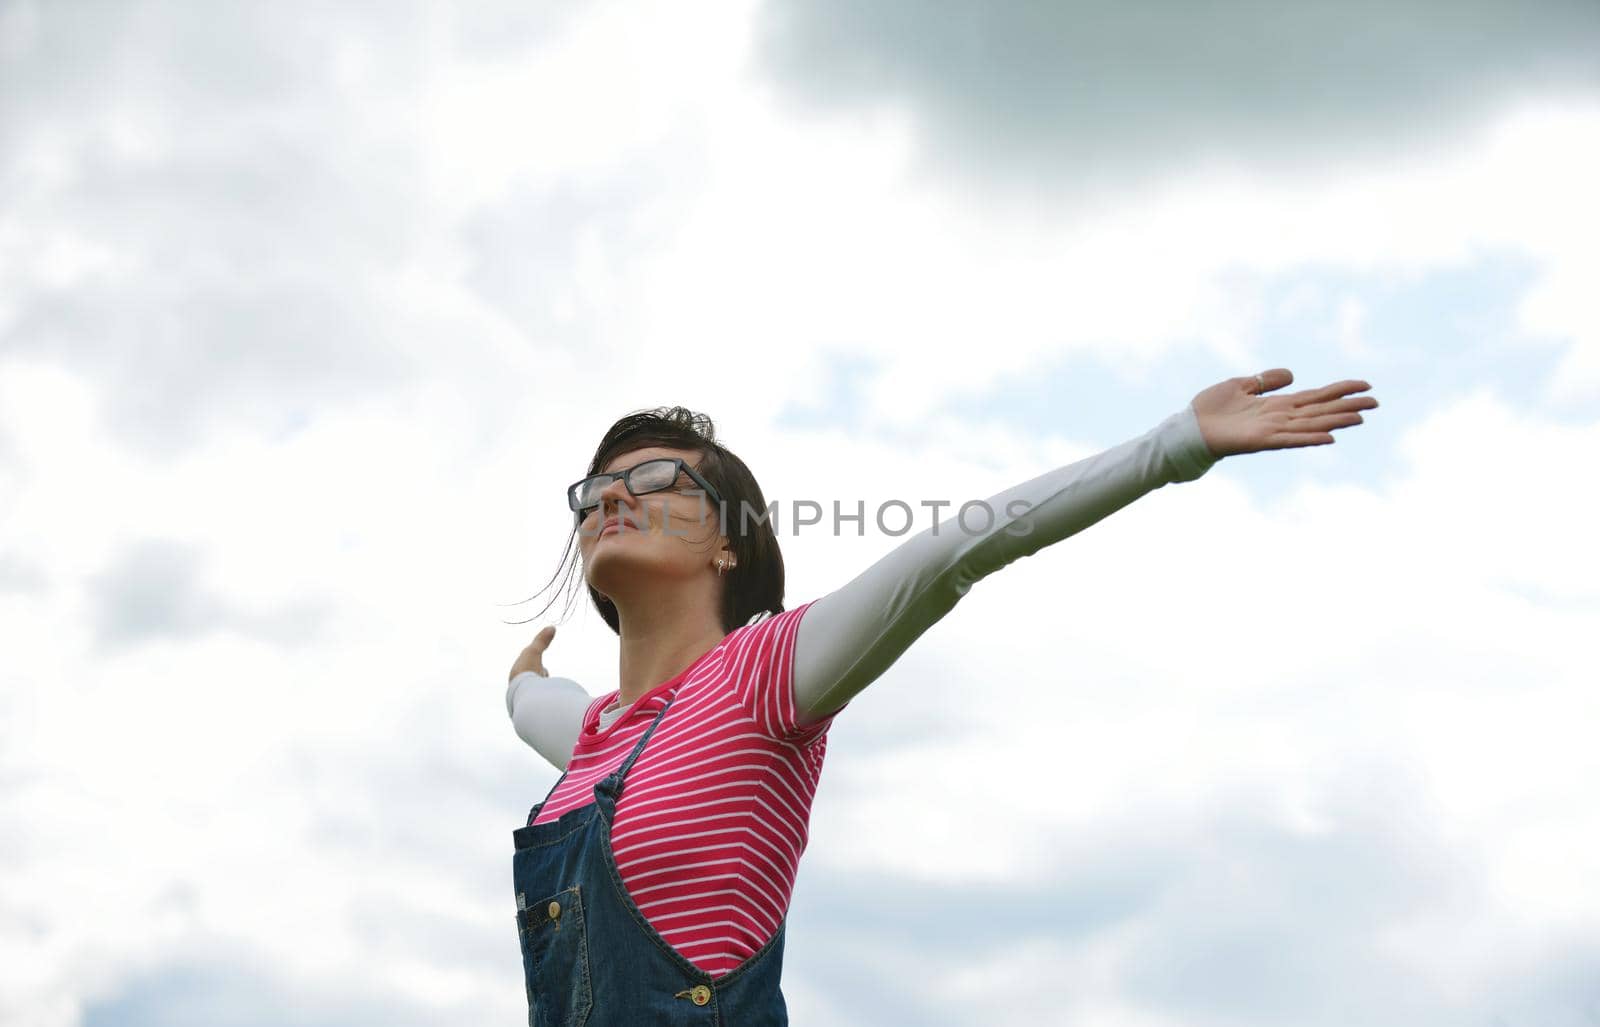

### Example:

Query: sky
xmin=2 ymin=1 xmax=1598 ymax=1024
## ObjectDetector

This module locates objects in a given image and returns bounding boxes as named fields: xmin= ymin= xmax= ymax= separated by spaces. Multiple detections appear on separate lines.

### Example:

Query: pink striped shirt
xmin=528 ymin=600 xmax=845 ymax=977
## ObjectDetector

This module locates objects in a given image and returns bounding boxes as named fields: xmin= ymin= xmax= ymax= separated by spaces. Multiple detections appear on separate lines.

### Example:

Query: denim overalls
xmin=512 ymin=692 xmax=790 ymax=1025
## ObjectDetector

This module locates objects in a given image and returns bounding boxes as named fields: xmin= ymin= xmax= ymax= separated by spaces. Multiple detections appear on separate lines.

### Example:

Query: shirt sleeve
xmin=507 ymin=671 xmax=593 ymax=771
xmin=791 ymin=404 xmax=1219 ymax=723
xmin=727 ymin=601 xmax=835 ymax=747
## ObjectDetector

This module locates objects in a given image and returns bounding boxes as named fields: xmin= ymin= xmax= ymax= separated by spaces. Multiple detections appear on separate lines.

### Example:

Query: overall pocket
xmin=516 ymin=885 xmax=593 ymax=1027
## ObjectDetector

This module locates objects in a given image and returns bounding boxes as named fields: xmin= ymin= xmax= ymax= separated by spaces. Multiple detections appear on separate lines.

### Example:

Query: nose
xmin=598 ymin=475 xmax=632 ymax=509
xmin=591 ymin=475 xmax=641 ymax=527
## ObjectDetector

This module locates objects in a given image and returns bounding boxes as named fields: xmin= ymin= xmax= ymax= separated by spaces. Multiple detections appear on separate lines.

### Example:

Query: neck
xmin=611 ymin=595 xmax=728 ymax=707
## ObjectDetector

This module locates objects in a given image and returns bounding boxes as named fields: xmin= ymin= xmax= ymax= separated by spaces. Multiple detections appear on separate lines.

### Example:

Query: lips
xmin=599 ymin=517 xmax=632 ymax=537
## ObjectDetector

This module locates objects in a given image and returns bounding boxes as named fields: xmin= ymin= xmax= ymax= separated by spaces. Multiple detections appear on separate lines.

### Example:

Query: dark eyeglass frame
xmin=567 ymin=457 xmax=723 ymax=520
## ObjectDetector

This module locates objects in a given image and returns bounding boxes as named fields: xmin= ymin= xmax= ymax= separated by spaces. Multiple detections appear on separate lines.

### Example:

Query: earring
xmin=717 ymin=556 xmax=733 ymax=576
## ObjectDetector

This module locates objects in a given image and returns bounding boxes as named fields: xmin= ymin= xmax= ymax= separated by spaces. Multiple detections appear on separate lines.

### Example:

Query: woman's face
xmin=576 ymin=445 xmax=726 ymax=603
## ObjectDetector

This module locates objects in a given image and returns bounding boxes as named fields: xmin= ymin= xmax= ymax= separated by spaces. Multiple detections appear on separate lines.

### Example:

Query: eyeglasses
xmin=567 ymin=458 xmax=723 ymax=520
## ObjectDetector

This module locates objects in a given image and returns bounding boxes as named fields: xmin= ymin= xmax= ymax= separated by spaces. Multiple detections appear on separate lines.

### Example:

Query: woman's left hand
xmin=1191 ymin=368 xmax=1378 ymax=459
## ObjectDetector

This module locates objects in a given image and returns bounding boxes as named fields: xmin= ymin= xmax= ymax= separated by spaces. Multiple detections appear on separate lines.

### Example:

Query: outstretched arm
xmin=791 ymin=369 xmax=1377 ymax=725
xmin=506 ymin=626 xmax=589 ymax=771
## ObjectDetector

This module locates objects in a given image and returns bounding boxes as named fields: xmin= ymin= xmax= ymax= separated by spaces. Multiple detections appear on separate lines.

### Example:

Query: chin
xmin=588 ymin=549 xmax=659 ymax=594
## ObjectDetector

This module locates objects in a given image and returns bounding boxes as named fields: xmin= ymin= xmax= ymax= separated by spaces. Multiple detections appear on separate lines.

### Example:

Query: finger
xmin=527 ymin=625 xmax=556 ymax=674
xmin=1262 ymin=431 xmax=1337 ymax=449
xmin=1289 ymin=379 xmax=1373 ymax=407
xmin=1296 ymin=394 xmax=1380 ymax=418
xmin=1291 ymin=411 xmax=1366 ymax=433
xmin=1249 ymin=368 xmax=1294 ymax=394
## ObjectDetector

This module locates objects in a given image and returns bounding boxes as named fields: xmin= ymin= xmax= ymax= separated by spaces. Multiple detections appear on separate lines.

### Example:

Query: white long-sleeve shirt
xmin=507 ymin=404 xmax=1218 ymax=768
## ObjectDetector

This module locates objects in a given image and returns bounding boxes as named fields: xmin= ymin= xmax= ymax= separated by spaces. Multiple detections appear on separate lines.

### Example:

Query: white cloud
xmin=2 ymin=1 xmax=1597 ymax=1025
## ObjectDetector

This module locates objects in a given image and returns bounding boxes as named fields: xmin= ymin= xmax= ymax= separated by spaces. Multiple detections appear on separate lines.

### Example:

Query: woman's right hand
xmin=509 ymin=625 xmax=557 ymax=681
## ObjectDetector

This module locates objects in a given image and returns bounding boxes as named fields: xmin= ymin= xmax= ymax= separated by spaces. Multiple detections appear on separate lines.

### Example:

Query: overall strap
xmin=615 ymin=691 xmax=677 ymax=781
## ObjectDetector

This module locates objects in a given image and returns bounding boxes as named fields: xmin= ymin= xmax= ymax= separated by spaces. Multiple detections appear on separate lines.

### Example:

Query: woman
xmin=505 ymin=368 xmax=1376 ymax=1024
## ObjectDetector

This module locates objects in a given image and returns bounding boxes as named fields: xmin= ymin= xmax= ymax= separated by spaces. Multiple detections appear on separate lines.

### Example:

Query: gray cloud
xmin=0 ymin=2 xmax=612 ymax=459
xmin=86 ymin=538 xmax=330 ymax=653
xmin=80 ymin=952 xmax=463 ymax=1027
xmin=754 ymin=0 xmax=1600 ymax=194
xmin=1 ymin=4 xmax=427 ymax=456
xmin=784 ymin=772 xmax=1600 ymax=1026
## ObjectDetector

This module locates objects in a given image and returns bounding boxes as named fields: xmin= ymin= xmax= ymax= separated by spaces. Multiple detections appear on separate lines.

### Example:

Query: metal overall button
xmin=674 ymin=984 xmax=712 ymax=1006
